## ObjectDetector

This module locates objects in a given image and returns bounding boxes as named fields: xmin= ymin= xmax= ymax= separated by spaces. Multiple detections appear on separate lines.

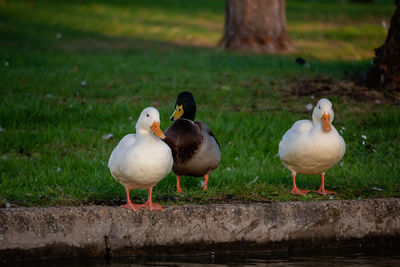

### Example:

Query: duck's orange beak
xmin=321 ymin=113 xmax=331 ymax=132
xmin=151 ymin=121 xmax=166 ymax=139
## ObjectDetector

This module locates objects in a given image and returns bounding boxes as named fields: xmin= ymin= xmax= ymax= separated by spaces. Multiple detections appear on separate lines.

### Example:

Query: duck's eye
xmin=146 ymin=114 xmax=149 ymax=117
xmin=318 ymin=106 xmax=321 ymax=109
xmin=179 ymin=108 xmax=181 ymax=112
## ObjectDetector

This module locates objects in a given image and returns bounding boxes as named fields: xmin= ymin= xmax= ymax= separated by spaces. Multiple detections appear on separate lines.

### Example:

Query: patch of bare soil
xmin=87 ymin=195 xmax=272 ymax=206
xmin=288 ymin=76 xmax=400 ymax=104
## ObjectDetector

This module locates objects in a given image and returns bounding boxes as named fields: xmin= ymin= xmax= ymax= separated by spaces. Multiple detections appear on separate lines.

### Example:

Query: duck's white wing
xmin=108 ymin=134 xmax=136 ymax=176
xmin=278 ymin=120 xmax=313 ymax=159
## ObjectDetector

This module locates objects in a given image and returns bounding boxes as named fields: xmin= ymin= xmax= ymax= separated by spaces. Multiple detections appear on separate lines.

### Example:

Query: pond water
xmin=8 ymin=245 xmax=400 ymax=266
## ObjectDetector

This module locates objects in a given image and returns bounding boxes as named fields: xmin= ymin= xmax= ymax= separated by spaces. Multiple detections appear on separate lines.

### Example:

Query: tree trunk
xmin=366 ymin=0 xmax=400 ymax=93
xmin=219 ymin=0 xmax=294 ymax=53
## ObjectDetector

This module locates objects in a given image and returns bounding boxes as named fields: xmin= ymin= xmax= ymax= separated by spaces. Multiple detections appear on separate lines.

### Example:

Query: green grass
xmin=0 ymin=0 xmax=399 ymax=207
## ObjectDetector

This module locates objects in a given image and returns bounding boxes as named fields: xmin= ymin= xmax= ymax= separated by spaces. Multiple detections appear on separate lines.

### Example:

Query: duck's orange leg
xmin=176 ymin=175 xmax=183 ymax=193
xmin=291 ymin=172 xmax=310 ymax=195
xmin=315 ymin=173 xmax=337 ymax=195
xmin=121 ymin=188 xmax=143 ymax=211
xmin=143 ymin=187 xmax=163 ymax=211
xmin=203 ymin=174 xmax=209 ymax=192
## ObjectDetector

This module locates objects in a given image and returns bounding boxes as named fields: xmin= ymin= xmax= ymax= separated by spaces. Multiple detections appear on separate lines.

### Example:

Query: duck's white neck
xmin=136 ymin=127 xmax=152 ymax=138
xmin=312 ymin=118 xmax=321 ymax=127
xmin=312 ymin=113 xmax=320 ymax=126
xmin=312 ymin=120 xmax=334 ymax=135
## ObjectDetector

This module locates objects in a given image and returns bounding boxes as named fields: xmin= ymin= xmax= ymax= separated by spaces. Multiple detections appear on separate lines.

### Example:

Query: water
xmin=7 ymin=245 xmax=400 ymax=266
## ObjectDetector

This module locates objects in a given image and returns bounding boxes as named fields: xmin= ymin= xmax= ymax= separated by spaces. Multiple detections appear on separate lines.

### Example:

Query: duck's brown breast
xmin=164 ymin=119 xmax=203 ymax=165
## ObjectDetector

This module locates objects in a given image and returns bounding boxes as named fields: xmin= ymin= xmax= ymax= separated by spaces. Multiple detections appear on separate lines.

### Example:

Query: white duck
xmin=278 ymin=98 xmax=345 ymax=196
xmin=108 ymin=107 xmax=173 ymax=211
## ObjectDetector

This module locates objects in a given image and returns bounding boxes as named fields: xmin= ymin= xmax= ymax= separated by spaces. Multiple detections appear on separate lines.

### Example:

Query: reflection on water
xmin=8 ymin=245 xmax=400 ymax=266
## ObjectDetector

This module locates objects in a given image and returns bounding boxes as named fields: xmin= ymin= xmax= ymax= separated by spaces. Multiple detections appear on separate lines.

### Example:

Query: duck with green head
xmin=164 ymin=91 xmax=221 ymax=193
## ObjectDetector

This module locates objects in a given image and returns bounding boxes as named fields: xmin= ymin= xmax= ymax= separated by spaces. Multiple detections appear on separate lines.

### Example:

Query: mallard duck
xmin=278 ymin=98 xmax=345 ymax=195
xmin=108 ymin=107 xmax=173 ymax=211
xmin=164 ymin=91 xmax=221 ymax=193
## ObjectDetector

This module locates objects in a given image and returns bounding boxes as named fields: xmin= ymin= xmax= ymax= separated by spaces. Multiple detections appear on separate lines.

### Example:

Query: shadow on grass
xmin=1 ymin=0 xmax=393 ymax=103
xmin=1 ymin=14 xmax=373 ymax=79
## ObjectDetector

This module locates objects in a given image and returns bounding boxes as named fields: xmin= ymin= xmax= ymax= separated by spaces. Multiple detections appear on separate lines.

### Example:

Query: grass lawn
xmin=0 ymin=0 xmax=399 ymax=207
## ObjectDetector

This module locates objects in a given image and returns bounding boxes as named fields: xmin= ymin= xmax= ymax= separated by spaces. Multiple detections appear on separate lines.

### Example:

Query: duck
xmin=278 ymin=98 xmax=345 ymax=196
xmin=163 ymin=91 xmax=221 ymax=193
xmin=108 ymin=107 xmax=173 ymax=211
